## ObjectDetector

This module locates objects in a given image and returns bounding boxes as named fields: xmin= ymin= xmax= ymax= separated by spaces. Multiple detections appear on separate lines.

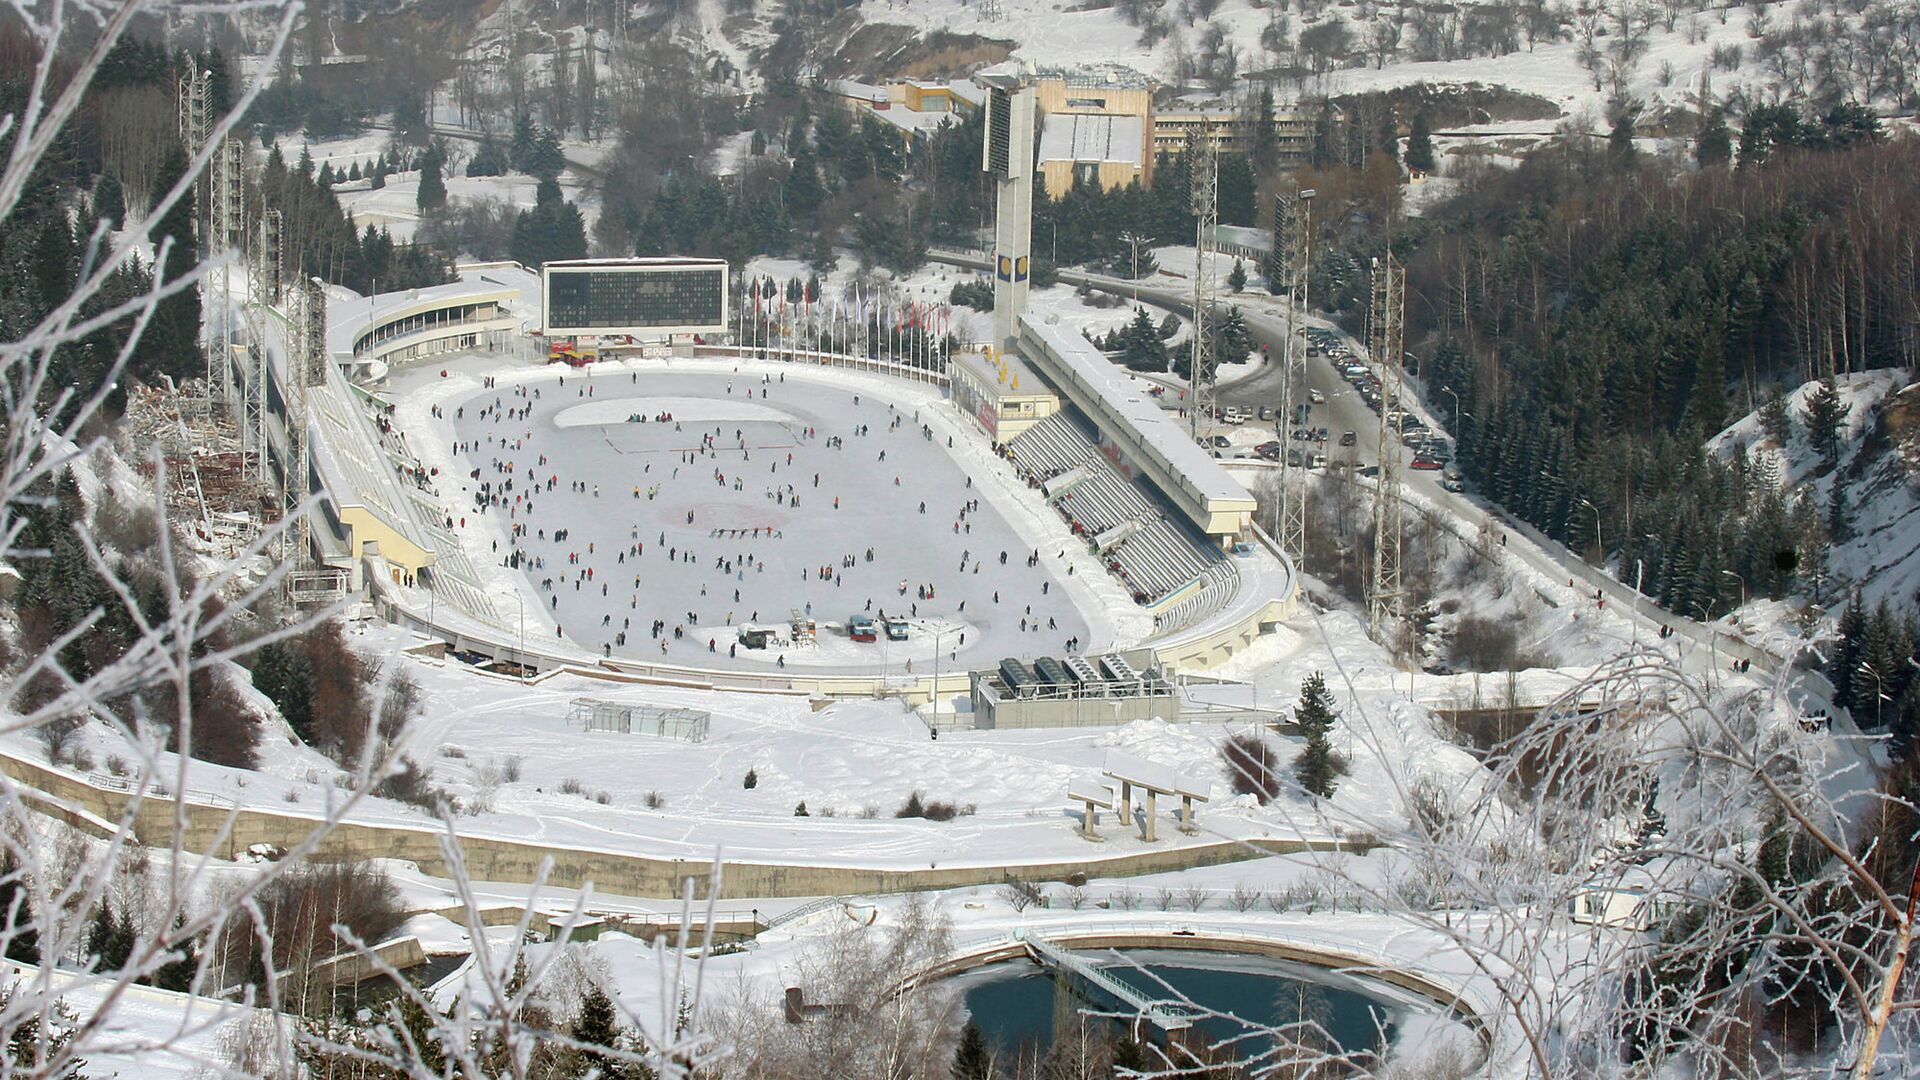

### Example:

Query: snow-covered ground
xmin=1712 ymin=369 xmax=1919 ymax=616
xmin=276 ymin=132 xmax=600 ymax=245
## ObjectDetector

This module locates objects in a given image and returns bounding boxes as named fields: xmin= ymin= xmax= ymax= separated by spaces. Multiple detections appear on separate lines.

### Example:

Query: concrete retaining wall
xmin=0 ymin=748 xmax=1366 ymax=900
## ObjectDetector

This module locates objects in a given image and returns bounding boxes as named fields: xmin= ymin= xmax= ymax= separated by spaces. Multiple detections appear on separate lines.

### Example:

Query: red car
xmin=1410 ymin=456 xmax=1444 ymax=470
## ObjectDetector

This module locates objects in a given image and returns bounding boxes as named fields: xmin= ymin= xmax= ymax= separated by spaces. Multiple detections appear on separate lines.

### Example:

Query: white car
xmin=1308 ymin=389 xmax=1326 ymax=405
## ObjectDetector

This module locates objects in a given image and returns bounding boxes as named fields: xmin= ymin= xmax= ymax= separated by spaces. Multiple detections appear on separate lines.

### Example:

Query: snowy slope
xmin=1712 ymin=370 xmax=1920 ymax=612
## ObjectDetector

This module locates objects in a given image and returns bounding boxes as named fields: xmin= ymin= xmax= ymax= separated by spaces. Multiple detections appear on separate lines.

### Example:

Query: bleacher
xmin=1007 ymin=413 xmax=1237 ymax=631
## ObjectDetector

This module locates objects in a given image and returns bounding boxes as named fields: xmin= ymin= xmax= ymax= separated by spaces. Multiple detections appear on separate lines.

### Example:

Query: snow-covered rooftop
xmin=1018 ymin=313 xmax=1254 ymax=512
xmin=1037 ymin=113 xmax=1145 ymax=166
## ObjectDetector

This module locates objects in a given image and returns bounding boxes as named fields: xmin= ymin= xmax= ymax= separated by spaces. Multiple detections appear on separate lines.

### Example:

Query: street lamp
xmin=1860 ymin=661 xmax=1888 ymax=729
xmin=1118 ymin=231 xmax=1153 ymax=300
xmin=1577 ymin=497 xmax=1603 ymax=560
xmin=1440 ymin=385 xmax=1462 ymax=433
xmin=1720 ymin=569 xmax=1748 ymax=609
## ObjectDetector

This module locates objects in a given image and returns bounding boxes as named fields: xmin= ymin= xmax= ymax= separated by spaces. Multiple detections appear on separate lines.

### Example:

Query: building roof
xmin=1035 ymin=63 xmax=1155 ymax=90
xmin=1018 ymin=313 xmax=1255 ymax=512
xmin=324 ymin=272 xmax=527 ymax=359
xmin=948 ymin=79 xmax=987 ymax=108
xmin=826 ymin=78 xmax=889 ymax=104
xmin=1037 ymin=113 xmax=1145 ymax=166
xmin=955 ymin=344 xmax=1046 ymax=398
xmin=307 ymin=358 xmax=437 ymax=560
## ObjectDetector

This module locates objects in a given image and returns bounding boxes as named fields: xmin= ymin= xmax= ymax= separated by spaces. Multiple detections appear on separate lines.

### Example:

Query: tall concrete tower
xmin=978 ymin=69 xmax=1036 ymax=356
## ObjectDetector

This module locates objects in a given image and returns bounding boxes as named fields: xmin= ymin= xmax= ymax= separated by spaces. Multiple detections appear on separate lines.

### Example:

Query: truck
xmin=848 ymin=615 xmax=877 ymax=642
xmin=883 ymin=617 xmax=910 ymax=641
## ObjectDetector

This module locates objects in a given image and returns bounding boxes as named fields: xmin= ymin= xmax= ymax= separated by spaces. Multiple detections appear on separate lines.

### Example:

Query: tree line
xmin=1387 ymin=114 xmax=1917 ymax=619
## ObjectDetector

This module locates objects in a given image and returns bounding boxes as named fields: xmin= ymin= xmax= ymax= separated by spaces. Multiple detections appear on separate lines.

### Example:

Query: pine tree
xmin=1249 ymin=87 xmax=1279 ymax=174
xmin=1831 ymin=591 xmax=1867 ymax=708
xmin=1801 ymin=377 xmax=1846 ymax=468
xmin=1227 ymin=257 xmax=1247 ymax=293
xmin=568 ymin=984 xmax=620 ymax=1077
xmin=0 ymin=852 xmax=38 ymax=964
xmin=510 ymin=112 xmax=537 ymax=172
xmin=317 ymin=162 xmax=335 ymax=187
xmin=526 ymin=127 xmax=566 ymax=180
xmin=1404 ymin=112 xmax=1434 ymax=172
xmin=952 ymin=1021 xmax=994 ymax=1079
xmin=1826 ymin=479 xmax=1849 ymax=544
xmin=1609 ymin=104 xmax=1640 ymax=166
xmin=153 ymin=915 xmax=196 ymax=991
xmin=92 ymin=172 xmax=125 ymax=226
xmin=137 ymin=146 xmax=201 ymax=383
xmin=1120 ymin=306 xmax=1167 ymax=372
xmin=1378 ymin=109 xmax=1400 ymax=162
xmin=32 ymin=216 xmax=73 ymax=315
xmin=1293 ymin=672 xmax=1339 ymax=799
xmin=416 ymin=145 xmax=447 ymax=212
xmin=297 ymin=145 xmax=314 ymax=177
xmin=346 ymin=160 xmax=361 ymax=182
xmin=1696 ymin=107 xmax=1733 ymax=168
xmin=85 ymin=901 xmax=118 ymax=970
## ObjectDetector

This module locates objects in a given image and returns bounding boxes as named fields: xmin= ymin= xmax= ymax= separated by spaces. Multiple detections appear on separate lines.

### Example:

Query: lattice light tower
xmin=176 ymin=64 xmax=211 ymax=222
xmin=286 ymin=276 xmax=328 ymax=565
xmin=177 ymin=63 xmax=215 ymax=389
xmin=1271 ymin=190 xmax=1314 ymax=563
xmin=1187 ymin=125 xmax=1220 ymax=440
xmin=206 ymin=138 xmax=247 ymax=396
xmin=242 ymin=209 xmax=283 ymax=482
xmin=1368 ymin=253 xmax=1407 ymax=644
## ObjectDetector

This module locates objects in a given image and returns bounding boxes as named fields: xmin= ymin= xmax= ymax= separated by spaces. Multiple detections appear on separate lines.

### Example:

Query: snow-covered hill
xmin=1713 ymin=369 xmax=1920 ymax=612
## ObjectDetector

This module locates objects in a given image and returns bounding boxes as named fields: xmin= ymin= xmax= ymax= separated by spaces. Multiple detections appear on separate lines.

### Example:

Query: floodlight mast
xmin=1275 ymin=188 xmax=1314 ymax=565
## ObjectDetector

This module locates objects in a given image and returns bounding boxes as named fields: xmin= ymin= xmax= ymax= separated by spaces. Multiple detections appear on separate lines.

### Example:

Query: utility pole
xmin=1187 ymin=122 xmax=1220 ymax=440
xmin=1368 ymin=252 xmax=1406 ymax=649
xmin=1273 ymin=189 xmax=1314 ymax=564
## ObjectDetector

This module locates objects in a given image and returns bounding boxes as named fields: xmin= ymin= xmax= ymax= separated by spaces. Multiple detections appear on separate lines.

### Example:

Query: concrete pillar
xmin=1180 ymin=795 xmax=1195 ymax=830
xmin=1116 ymin=780 xmax=1132 ymax=827
xmin=1143 ymin=790 xmax=1158 ymax=842
xmin=1080 ymin=800 xmax=1098 ymax=838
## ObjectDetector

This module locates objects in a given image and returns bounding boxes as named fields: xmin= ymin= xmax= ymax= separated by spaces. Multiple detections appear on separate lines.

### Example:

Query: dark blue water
xmin=955 ymin=948 xmax=1404 ymax=1059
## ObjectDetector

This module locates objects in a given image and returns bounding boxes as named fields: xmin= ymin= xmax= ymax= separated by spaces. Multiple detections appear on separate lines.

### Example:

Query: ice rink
xmin=444 ymin=366 xmax=1095 ymax=671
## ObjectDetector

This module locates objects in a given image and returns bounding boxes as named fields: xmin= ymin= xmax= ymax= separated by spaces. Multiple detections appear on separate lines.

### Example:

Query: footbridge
xmin=1014 ymin=928 xmax=1200 ymax=1033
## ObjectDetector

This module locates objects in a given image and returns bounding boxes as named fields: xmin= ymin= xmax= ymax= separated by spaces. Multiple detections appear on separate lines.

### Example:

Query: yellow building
xmin=1036 ymin=112 xmax=1147 ymax=194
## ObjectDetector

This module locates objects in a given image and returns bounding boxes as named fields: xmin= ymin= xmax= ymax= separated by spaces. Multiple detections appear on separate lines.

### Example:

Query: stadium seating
xmin=1007 ymin=412 xmax=1238 ymax=631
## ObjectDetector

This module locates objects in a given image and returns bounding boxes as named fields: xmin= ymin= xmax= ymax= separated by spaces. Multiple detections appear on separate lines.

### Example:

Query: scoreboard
xmin=540 ymin=258 xmax=729 ymax=338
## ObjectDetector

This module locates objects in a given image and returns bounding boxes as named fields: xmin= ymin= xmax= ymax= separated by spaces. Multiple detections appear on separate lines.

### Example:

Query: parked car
xmin=1411 ymin=455 xmax=1444 ymax=470
xmin=883 ymin=618 xmax=910 ymax=641
xmin=848 ymin=615 xmax=877 ymax=642
xmin=1310 ymin=451 xmax=1328 ymax=468
xmin=1257 ymin=405 xmax=1273 ymax=420
xmin=1442 ymin=476 xmax=1466 ymax=493
xmin=1286 ymin=448 xmax=1305 ymax=467
xmin=1308 ymin=389 xmax=1326 ymax=405
xmin=1210 ymin=434 xmax=1232 ymax=448
xmin=1340 ymin=430 xmax=1358 ymax=447
xmin=1255 ymin=441 xmax=1281 ymax=460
